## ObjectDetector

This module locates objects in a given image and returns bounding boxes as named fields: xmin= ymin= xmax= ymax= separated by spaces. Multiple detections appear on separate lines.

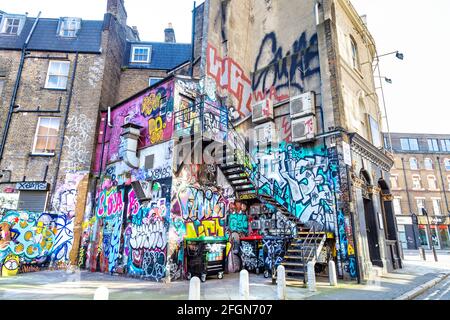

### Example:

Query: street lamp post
xmin=422 ymin=208 xmax=438 ymax=262
xmin=410 ymin=213 xmax=425 ymax=260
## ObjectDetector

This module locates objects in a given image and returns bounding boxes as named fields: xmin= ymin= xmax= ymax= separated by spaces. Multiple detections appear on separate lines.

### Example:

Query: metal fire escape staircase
xmin=174 ymin=98 xmax=327 ymax=284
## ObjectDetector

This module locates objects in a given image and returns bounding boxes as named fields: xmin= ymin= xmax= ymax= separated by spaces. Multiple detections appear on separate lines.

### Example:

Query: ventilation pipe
xmin=120 ymin=123 xmax=142 ymax=169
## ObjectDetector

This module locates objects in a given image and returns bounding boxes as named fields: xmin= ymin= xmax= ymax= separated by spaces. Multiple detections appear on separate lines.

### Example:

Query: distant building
xmin=384 ymin=132 xmax=450 ymax=250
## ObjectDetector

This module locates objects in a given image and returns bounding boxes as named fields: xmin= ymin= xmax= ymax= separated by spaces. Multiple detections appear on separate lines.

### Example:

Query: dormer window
xmin=0 ymin=15 xmax=25 ymax=36
xmin=58 ymin=17 xmax=81 ymax=37
xmin=131 ymin=46 xmax=152 ymax=63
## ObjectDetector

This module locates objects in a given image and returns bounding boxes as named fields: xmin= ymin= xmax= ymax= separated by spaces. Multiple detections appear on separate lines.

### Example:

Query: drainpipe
xmin=436 ymin=157 xmax=450 ymax=214
xmin=121 ymin=122 xmax=142 ymax=169
xmin=190 ymin=1 xmax=197 ymax=77
xmin=50 ymin=52 xmax=79 ymax=211
xmin=0 ymin=12 xmax=41 ymax=162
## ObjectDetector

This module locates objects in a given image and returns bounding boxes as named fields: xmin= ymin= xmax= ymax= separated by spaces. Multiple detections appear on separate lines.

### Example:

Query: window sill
xmin=29 ymin=153 xmax=56 ymax=158
xmin=41 ymin=87 xmax=67 ymax=92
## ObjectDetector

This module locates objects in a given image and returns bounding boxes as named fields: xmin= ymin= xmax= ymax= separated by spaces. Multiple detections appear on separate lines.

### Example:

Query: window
xmin=427 ymin=139 xmax=439 ymax=152
xmin=432 ymin=198 xmax=442 ymax=215
xmin=131 ymin=46 xmax=152 ymax=63
xmin=368 ymin=115 xmax=382 ymax=148
xmin=390 ymin=175 xmax=399 ymax=189
xmin=0 ymin=16 xmax=24 ymax=35
xmin=424 ymin=158 xmax=433 ymax=170
xmin=444 ymin=158 xmax=450 ymax=171
xmin=32 ymin=117 xmax=60 ymax=155
xmin=416 ymin=198 xmax=425 ymax=214
xmin=400 ymin=138 xmax=419 ymax=151
xmin=45 ymin=61 xmax=70 ymax=89
xmin=427 ymin=175 xmax=437 ymax=190
xmin=410 ymin=158 xmax=419 ymax=170
xmin=350 ymin=37 xmax=360 ymax=70
xmin=58 ymin=17 xmax=81 ymax=37
xmin=412 ymin=175 xmax=421 ymax=189
xmin=440 ymin=139 xmax=450 ymax=152
xmin=149 ymin=77 xmax=163 ymax=86
xmin=393 ymin=198 xmax=402 ymax=215
xmin=0 ymin=79 xmax=4 ymax=97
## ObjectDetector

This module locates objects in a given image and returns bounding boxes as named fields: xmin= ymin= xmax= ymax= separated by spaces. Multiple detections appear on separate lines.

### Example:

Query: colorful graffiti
xmin=240 ymin=241 xmax=264 ymax=272
xmin=337 ymin=210 xmax=357 ymax=278
xmin=176 ymin=186 xmax=226 ymax=221
xmin=257 ymin=143 xmax=337 ymax=231
xmin=228 ymin=213 xmax=248 ymax=234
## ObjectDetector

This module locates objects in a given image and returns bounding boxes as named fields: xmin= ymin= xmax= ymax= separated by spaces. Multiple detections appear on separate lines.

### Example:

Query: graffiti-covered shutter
xmin=17 ymin=191 xmax=48 ymax=212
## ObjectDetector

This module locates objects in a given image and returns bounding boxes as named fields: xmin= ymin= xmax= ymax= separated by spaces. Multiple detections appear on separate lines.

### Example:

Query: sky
xmin=1 ymin=0 xmax=449 ymax=135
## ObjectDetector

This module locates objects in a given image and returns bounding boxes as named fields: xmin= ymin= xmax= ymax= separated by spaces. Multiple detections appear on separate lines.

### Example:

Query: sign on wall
xmin=15 ymin=182 xmax=49 ymax=191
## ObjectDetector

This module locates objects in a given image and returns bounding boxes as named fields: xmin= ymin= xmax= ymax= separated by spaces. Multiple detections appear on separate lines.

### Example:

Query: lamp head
xmin=396 ymin=52 xmax=404 ymax=60
xmin=385 ymin=77 xmax=392 ymax=84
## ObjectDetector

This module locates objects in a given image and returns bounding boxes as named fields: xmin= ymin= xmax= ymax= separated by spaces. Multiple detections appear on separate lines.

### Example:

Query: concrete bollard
xmin=328 ymin=260 xmax=337 ymax=286
xmin=277 ymin=265 xmax=286 ymax=300
xmin=94 ymin=286 xmax=109 ymax=300
xmin=239 ymin=270 xmax=250 ymax=300
xmin=307 ymin=261 xmax=317 ymax=292
xmin=189 ymin=277 xmax=201 ymax=300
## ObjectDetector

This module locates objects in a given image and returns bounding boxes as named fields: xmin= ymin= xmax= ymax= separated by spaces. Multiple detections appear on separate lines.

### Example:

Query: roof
xmin=0 ymin=15 xmax=103 ymax=53
xmin=124 ymin=41 xmax=192 ymax=70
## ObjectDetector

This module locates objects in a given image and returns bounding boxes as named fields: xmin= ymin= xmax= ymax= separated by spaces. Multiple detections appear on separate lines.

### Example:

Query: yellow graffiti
xmin=1 ymin=254 xmax=19 ymax=277
xmin=141 ymin=92 xmax=162 ymax=116
xmin=348 ymin=244 xmax=355 ymax=256
xmin=148 ymin=116 xmax=166 ymax=144
xmin=186 ymin=218 xmax=225 ymax=239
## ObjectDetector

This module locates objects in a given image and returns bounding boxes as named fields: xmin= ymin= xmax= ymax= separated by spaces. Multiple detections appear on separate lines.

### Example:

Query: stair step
xmin=228 ymin=175 xmax=249 ymax=182
xmin=220 ymin=164 xmax=243 ymax=170
xmin=284 ymin=256 xmax=304 ymax=260
xmin=283 ymin=269 xmax=306 ymax=275
xmin=282 ymin=262 xmax=305 ymax=267
xmin=235 ymin=185 xmax=256 ymax=191
xmin=231 ymin=181 xmax=253 ymax=187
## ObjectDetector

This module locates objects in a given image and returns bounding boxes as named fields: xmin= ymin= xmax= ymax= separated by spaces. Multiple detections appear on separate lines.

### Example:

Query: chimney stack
xmin=164 ymin=23 xmax=176 ymax=43
xmin=107 ymin=0 xmax=127 ymax=26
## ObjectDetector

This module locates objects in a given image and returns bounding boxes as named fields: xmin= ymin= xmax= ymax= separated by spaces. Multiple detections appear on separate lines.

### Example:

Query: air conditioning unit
xmin=291 ymin=116 xmax=316 ymax=143
xmin=254 ymin=121 xmax=277 ymax=145
xmin=252 ymin=99 xmax=273 ymax=124
xmin=290 ymin=92 xmax=316 ymax=119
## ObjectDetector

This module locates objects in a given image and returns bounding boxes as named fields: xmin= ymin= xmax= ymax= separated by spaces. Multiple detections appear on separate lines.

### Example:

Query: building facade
xmin=384 ymin=132 xmax=450 ymax=251
xmin=0 ymin=0 xmax=191 ymax=276
xmin=77 ymin=0 xmax=401 ymax=284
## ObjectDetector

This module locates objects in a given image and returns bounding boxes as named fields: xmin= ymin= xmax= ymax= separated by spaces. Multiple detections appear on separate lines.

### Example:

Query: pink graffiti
xmin=97 ymin=187 xmax=124 ymax=218
xmin=127 ymin=189 xmax=140 ymax=216
xmin=206 ymin=43 xmax=253 ymax=119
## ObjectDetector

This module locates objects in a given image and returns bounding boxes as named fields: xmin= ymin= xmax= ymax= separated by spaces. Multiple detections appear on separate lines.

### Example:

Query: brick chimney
xmin=164 ymin=23 xmax=176 ymax=43
xmin=107 ymin=0 xmax=127 ymax=25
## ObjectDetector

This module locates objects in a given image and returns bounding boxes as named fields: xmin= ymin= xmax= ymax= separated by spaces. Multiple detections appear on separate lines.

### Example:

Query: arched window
xmin=410 ymin=158 xmax=419 ymax=170
xmin=424 ymin=158 xmax=433 ymax=170
xmin=350 ymin=37 xmax=360 ymax=70
xmin=444 ymin=158 xmax=450 ymax=171
xmin=412 ymin=175 xmax=421 ymax=189
xmin=427 ymin=175 xmax=437 ymax=190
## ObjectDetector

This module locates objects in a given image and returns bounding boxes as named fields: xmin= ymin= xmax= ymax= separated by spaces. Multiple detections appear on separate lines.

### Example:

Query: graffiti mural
xmin=240 ymin=241 xmax=263 ymax=272
xmin=252 ymin=31 xmax=320 ymax=103
xmin=256 ymin=143 xmax=337 ymax=231
xmin=337 ymin=210 xmax=357 ymax=278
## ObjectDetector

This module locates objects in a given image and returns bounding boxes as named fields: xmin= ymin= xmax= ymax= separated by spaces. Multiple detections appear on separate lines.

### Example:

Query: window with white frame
xmin=32 ymin=117 xmax=60 ymax=154
xmin=390 ymin=175 xmax=399 ymax=189
xmin=444 ymin=158 xmax=450 ymax=171
xmin=400 ymin=138 xmax=419 ymax=151
xmin=412 ymin=175 xmax=422 ymax=189
xmin=424 ymin=158 xmax=433 ymax=170
xmin=58 ymin=17 xmax=81 ymax=37
xmin=393 ymin=198 xmax=402 ymax=215
xmin=427 ymin=175 xmax=438 ymax=190
xmin=149 ymin=77 xmax=163 ymax=86
xmin=131 ymin=46 xmax=152 ymax=63
xmin=416 ymin=198 xmax=425 ymax=214
xmin=45 ymin=61 xmax=70 ymax=89
xmin=350 ymin=37 xmax=360 ymax=70
xmin=410 ymin=158 xmax=419 ymax=170
xmin=432 ymin=198 xmax=442 ymax=215
xmin=0 ymin=15 xmax=25 ymax=35
xmin=427 ymin=139 xmax=439 ymax=152
xmin=440 ymin=139 xmax=450 ymax=152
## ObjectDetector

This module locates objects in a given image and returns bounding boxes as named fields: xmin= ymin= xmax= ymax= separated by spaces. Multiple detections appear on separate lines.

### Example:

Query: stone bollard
xmin=189 ymin=277 xmax=201 ymax=300
xmin=277 ymin=265 xmax=286 ymax=300
xmin=239 ymin=270 xmax=250 ymax=300
xmin=328 ymin=260 xmax=337 ymax=286
xmin=307 ymin=261 xmax=317 ymax=292
xmin=94 ymin=286 xmax=109 ymax=300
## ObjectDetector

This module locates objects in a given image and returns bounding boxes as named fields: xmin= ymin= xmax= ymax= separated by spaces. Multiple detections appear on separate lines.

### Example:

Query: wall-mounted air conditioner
xmin=290 ymin=92 xmax=316 ymax=119
xmin=254 ymin=121 xmax=277 ymax=145
xmin=291 ymin=115 xmax=316 ymax=143
xmin=252 ymin=99 xmax=274 ymax=124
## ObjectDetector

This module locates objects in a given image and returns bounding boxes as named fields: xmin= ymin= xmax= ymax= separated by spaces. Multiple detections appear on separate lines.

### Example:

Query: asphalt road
xmin=414 ymin=276 xmax=450 ymax=300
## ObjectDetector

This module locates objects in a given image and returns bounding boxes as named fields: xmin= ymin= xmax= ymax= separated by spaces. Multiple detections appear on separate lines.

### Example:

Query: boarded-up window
xmin=17 ymin=191 xmax=48 ymax=212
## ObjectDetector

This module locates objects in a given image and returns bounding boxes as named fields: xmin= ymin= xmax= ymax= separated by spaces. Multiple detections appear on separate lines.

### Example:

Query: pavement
xmin=0 ymin=249 xmax=448 ymax=300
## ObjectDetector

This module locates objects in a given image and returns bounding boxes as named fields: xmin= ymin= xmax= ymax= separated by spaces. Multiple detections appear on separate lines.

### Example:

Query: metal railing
xmin=300 ymin=221 xmax=326 ymax=284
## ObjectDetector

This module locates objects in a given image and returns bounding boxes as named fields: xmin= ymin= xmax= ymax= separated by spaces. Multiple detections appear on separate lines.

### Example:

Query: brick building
xmin=79 ymin=0 xmax=401 ymax=285
xmin=384 ymin=132 xmax=450 ymax=251
xmin=0 ymin=0 xmax=191 ymax=275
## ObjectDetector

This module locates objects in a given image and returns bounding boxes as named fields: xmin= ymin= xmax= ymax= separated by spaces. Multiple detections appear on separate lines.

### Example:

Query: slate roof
xmin=124 ymin=41 xmax=192 ymax=70
xmin=0 ymin=14 xmax=103 ymax=53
